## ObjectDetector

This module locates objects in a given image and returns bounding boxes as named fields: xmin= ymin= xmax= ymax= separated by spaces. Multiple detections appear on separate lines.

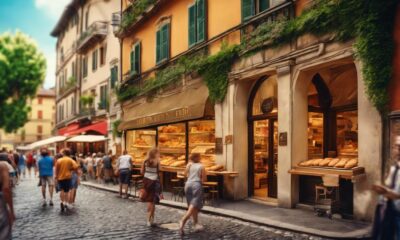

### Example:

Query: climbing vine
xmin=112 ymin=119 xmax=122 ymax=138
xmin=119 ymin=0 xmax=157 ymax=34
xmin=117 ymin=0 xmax=398 ymax=112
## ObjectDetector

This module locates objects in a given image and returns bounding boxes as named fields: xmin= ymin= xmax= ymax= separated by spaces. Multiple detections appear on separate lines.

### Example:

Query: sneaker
xmin=146 ymin=221 xmax=151 ymax=227
xmin=42 ymin=200 xmax=47 ymax=207
xmin=60 ymin=202 xmax=65 ymax=212
xmin=49 ymin=200 xmax=54 ymax=206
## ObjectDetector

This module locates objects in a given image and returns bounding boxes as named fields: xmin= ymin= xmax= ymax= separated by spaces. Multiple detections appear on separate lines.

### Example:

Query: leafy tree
xmin=0 ymin=31 xmax=46 ymax=133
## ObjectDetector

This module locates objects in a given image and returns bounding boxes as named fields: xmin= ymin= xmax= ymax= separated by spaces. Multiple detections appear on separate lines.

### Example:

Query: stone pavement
xmin=12 ymin=178 xmax=324 ymax=240
xmin=82 ymin=181 xmax=371 ymax=239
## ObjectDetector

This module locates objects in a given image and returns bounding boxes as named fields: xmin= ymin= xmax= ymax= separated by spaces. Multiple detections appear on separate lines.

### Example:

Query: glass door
xmin=253 ymin=120 xmax=269 ymax=199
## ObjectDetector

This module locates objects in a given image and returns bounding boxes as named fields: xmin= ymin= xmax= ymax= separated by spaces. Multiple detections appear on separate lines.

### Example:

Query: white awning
xmin=66 ymin=135 xmax=108 ymax=143
xmin=16 ymin=146 xmax=33 ymax=151
xmin=27 ymin=136 xmax=67 ymax=149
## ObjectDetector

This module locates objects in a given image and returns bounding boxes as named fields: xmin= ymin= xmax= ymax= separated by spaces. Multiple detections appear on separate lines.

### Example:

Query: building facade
xmin=0 ymin=88 xmax=56 ymax=149
xmin=115 ymin=0 xmax=383 ymax=221
xmin=51 ymin=0 xmax=122 ymax=154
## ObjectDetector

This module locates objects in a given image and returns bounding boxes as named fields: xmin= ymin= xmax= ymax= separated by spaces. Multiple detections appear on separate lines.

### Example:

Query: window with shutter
xmin=110 ymin=66 xmax=118 ymax=88
xmin=188 ymin=4 xmax=196 ymax=47
xmin=130 ymin=50 xmax=135 ymax=73
xmin=259 ymin=0 xmax=269 ymax=12
xmin=196 ymin=0 xmax=206 ymax=43
xmin=156 ymin=29 xmax=161 ymax=63
xmin=242 ymin=0 xmax=254 ymax=21
xmin=134 ymin=43 xmax=140 ymax=74
xmin=156 ymin=23 xmax=170 ymax=64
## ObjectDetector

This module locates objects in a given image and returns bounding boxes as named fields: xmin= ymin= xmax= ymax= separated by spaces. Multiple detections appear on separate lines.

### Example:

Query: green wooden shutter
xmin=242 ymin=0 xmax=254 ymax=21
xmin=130 ymin=50 xmax=135 ymax=73
xmin=196 ymin=0 xmax=206 ymax=43
xmin=188 ymin=4 xmax=197 ymax=47
xmin=156 ymin=29 xmax=161 ymax=63
xmin=259 ymin=0 xmax=269 ymax=12
xmin=162 ymin=24 xmax=169 ymax=60
xmin=134 ymin=43 xmax=141 ymax=74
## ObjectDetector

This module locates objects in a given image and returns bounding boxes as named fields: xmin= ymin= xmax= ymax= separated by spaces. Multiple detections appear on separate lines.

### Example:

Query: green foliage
xmin=112 ymin=119 xmax=122 ymax=138
xmin=120 ymin=0 xmax=157 ymax=33
xmin=198 ymin=45 xmax=239 ymax=102
xmin=59 ymin=76 xmax=77 ymax=94
xmin=0 ymin=31 xmax=46 ymax=133
xmin=115 ymin=83 xmax=140 ymax=102
xmin=80 ymin=94 xmax=94 ymax=108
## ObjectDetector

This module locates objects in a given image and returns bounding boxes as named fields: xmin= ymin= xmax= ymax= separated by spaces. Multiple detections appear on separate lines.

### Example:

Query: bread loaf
xmin=328 ymin=158 xmax=340 ymax=167
xmin=319 ymin=158 xmax=332 ymax=167
xmin=312 ymin=159 xmax=323 ymax=166
xmin=344 ymin=158 xmax=358 ymax=169
xmin=334 ymin=158 xmax=349 ymax=168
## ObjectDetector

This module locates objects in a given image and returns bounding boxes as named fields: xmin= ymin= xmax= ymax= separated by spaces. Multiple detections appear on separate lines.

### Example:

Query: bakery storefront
xmin=119 ymin=84 xmax=229 ymax=193
xmin=289 ymin=63 xmax=365 ymax=217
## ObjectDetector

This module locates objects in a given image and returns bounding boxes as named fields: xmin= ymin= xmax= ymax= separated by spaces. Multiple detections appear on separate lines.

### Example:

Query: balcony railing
xmin=111 ymin=12 xmax=121 ymax=36
xmin=58 ymin=76 xmax=77 ymax=96
xmin=57 ymin=42 xmax=77 ymax=72
xmin=76 ymin=21 xmax=108 ymax=53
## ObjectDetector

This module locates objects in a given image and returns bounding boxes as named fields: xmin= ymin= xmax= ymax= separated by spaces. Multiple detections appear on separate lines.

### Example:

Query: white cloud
xmin=43 ymin=51 xmax=56 ymax=89
xmin=34 ymin=0 xmax=71 ymax=19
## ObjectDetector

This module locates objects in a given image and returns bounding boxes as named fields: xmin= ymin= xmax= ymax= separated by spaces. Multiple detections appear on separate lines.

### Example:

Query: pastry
xmin=170 ymin=160 xmax=186 ymax=167
xmin=344 ymin=158 xmax=358 ymax=169
xmin=312 ymin=159 xmax=323 ymax=166
xmin=328 ymin=158 xmax=340 ymax=167
xmin=334 ymin=158 xmax=349 ymax=168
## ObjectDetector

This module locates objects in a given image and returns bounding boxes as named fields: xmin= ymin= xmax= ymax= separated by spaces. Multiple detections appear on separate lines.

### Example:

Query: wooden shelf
xmin=159 ymin=148 xmax=186 ymax=154
xmin=132 ymin=145 xmax=153 ymax=149
xmin=159 ymin=132 xmax=185 ymax=136
xmin=288 ymin=166 xmax=366 ymax=182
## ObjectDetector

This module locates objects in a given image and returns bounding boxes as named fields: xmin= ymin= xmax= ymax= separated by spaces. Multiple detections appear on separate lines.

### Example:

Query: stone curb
xmin=81 ymin=182 xmax=371 ymax=239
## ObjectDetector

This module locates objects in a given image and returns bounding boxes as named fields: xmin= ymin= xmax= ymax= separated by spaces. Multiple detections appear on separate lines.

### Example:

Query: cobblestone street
xmin=12 ymin=178 xmax=322 ymax=240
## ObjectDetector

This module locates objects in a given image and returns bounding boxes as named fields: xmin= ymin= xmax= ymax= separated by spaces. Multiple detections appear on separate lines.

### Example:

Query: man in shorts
xmin=116 ymin=150 xmax=132 ymax=198
xmin=38 ymin=148 xmax=54 ymax=207
xmin=55 ymin=149 xmax=78 ymax=212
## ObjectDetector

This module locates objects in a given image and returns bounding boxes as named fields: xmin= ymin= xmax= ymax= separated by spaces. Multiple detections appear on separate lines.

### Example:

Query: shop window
xmin=130 ymin=42 xmax=141 ymax=74
xmin=38 ymin=110 xmax=43 ymax=120
xmin=156 ymin=22 xmax=170 ymax=64
xmin=92 ymin=49 xmax=98 ymax=71
xmin=308 ymin=112 xmax=323 ymax=159
xmin=336 ymin=111 xmax=358 ymax=158
xmin=188 ymin=0 xmax=206 ymax=47
xmin=158 ymin=123 xmax=187 ymax=166
xmin=126 ymin=130 xmax=156 ymax=165
xmin=110 ymin=65 xmax=118 ymax=88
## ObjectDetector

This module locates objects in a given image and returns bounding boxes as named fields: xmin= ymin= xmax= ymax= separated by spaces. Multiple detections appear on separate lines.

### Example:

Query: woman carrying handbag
xmin=140 ymin=148 xmax=163 ymax=227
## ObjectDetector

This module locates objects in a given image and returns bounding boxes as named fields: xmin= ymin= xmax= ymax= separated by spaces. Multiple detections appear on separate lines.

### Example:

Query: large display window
xmin=158 ymin=123 xmax=187 ymax=167
xmin=126 ymin=129 xmax=156 ymax=165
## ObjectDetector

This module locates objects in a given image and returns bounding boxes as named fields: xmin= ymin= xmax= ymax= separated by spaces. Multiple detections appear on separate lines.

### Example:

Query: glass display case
xmin=158 ymin=123 xmax=187 ymax=167
xmin=189 ymin=120 xmax=221 ymax=171
xmin=126 ymin=129 xmax=156 ymax=165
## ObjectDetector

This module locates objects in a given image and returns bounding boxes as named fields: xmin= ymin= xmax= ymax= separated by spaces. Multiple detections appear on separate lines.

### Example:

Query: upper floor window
xmin=156 ymin=22 xmax=170 ymax=64
xmin=92 ymin=49 xmax=98 ymax=72
xmin=130 ymin=42 xmax=141 ymax=74
xmin=188 ymin=0 xmax=206 ymax=47
xmin=110 ymin=65 xmax=118 ymax=89
xmin=38 ymin=110 xmax=43 ymax=120
xmin=100 ymin=45 xmax=107 ymax=66
xmin=38 ymin=97 xmax=43 ymax=105
xmin=99 ymin=85 xmax=108 ymax=110
xmin=82 ymin=56 xmax=88 ymax=78
xmin=242 ymin=0 xmax=274 ymax=21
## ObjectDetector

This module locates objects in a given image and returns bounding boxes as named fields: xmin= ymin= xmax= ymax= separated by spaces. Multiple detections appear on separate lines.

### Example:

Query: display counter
xmin=288 ymin=166 xmax=365 ymax=182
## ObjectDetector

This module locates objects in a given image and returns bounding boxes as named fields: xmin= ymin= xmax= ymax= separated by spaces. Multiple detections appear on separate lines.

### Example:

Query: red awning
xmin=58 ymin=121 xmax=108 ymax=136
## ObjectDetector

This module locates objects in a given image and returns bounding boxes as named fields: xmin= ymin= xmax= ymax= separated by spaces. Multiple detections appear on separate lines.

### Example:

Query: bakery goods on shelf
xmin=298 ymin=157 xmax=358 ymax=169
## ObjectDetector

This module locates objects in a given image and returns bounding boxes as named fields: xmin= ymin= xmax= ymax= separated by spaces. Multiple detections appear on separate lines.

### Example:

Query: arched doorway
xmin=248 ymin=76 xmax=278 ymax=200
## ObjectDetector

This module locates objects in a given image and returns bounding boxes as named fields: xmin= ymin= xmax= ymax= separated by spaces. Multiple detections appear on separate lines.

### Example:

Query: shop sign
xmin=215 ymin=138 xmax=223 ymax=154
xmin=129 ymin=106 xmax=201 ymax=128
xmin=279 ymin=132 xmax=287 ymax=146
xmin=225 ymin=135 xmax=233 ymax=144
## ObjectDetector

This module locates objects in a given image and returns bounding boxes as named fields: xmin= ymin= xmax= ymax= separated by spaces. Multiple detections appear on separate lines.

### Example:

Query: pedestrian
xmin=92 ymin=153 xmax=97 ymax=180
xmin=26 ymin=152 xmax=34 ymax=178
xmin=116 ymin=150 xmax=132 ymax=199
xmin=111 ymin=153 xmax=119 ymax=185
xmin=69 ymin=154 xmax=81 ymax=206
xmin=33 ymin=151 xmax=40 ymax=177
xmin=179 ymin=153 xmax=206 ymax=235
xmin=103 ymin=150 xmax=113 ymax=184
xmin=0 ymin=159 xmax=15 ymax=240
xmin=11 ymin=151 xmax=20 ymax=184
xmin=37 ymin=148 xmax=55 ymax=207
xmin=55 ymin=148 xmax=79 ymax=212
xmin=140 ymin=148 xmax=162 ymax=227
xmin=95 ymin=152 xmax=103 ymax=184
xmin=77 ymin=153 xmax=87 ymax=181
xmin=17 ymin=153 xmax=26 ymax=179
xmin=85 ymin=153 xmax=94 ymax=180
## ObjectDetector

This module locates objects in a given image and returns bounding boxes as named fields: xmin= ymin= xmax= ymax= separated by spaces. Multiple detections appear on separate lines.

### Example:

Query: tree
xmin=0 ymin=31 xmax=46 ymax=133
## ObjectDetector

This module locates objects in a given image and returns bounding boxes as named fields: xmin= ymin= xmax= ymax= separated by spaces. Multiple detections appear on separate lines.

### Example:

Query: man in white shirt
xmin=116 ymin=150 xmax=132 ymax=198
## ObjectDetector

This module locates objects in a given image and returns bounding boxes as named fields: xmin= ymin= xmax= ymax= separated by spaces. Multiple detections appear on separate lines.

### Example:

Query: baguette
xmin=319 ymin=158 xmax=332 ymax=167
xmin=328 ymin=158 xmax=340 ymax=167
xmin=334 ymin=158 xmax=349 ymax=168
xmin=344 ymin=158 xmax=358 ymax=169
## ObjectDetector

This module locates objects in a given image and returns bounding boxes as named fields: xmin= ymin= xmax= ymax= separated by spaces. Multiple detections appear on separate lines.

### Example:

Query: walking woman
xmin=179 ymin=153 xmax=206 ymax=235
xmin=140 ymin=148 xmax=162 ymax=227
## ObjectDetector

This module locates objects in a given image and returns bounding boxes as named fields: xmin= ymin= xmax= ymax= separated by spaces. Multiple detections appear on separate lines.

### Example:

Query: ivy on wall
xmin=120 ymin=0 xmax=157 ymax=34
xmin=117 ymin=0 xmax=398 ymax=113
xmin=112 ymin=119 xmax=122 ymax=138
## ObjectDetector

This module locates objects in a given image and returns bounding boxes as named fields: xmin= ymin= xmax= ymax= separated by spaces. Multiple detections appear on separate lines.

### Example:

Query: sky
xmin=0 ymin=0 xmax=71 ymax=89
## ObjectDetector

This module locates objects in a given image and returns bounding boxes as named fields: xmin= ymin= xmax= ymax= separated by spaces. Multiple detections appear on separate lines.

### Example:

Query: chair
xmin=171 ymin=178 xmax=184 ymax=202
xmin=131 ymin=174 xmax=144 ymax=197
xmin=314 ymin=174 xmax=340 ymax=218
xmin=203 ymin=181 xmax=219 ymax=206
